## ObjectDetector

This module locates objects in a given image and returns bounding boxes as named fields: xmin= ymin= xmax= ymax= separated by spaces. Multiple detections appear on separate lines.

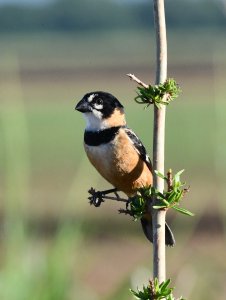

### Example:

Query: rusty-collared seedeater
xmin=75 ymin=91 xmax=175 ymax=246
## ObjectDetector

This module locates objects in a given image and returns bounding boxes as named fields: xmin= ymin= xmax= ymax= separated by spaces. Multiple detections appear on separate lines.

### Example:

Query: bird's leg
xmin=118 ymin=197 xmax=134 ymax=216
xmin=88 ymin=187 xmax=128 ymax=207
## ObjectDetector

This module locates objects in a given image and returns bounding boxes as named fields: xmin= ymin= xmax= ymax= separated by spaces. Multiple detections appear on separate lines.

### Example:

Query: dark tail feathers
xmin=141 ymin=217 xmax=175 ymax=247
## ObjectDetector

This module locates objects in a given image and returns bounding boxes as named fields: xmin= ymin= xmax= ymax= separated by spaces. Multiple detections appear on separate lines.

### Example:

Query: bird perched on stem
xmin=75 ymin=91 xmax=175 ymax=246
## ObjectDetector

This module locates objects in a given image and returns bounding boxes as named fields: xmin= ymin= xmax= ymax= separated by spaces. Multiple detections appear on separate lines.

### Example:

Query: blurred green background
xmin=0 ymin=0 xmax=226 ymax=299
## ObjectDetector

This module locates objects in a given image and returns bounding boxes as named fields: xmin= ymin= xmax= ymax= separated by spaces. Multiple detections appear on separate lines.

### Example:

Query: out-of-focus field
xmin=0 ymin=29 xmax=226 ymax=300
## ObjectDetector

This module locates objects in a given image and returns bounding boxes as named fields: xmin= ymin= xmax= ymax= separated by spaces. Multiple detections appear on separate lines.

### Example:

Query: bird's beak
xmin=75 ymin=99 xmax=91 ymax=113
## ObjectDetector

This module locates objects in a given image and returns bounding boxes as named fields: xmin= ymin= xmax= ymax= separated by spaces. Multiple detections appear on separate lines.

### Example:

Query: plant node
xmin=130 ymin=278 xmax=185 ymax=300
xmin=133 ymin=78 xmax=181 ymax=109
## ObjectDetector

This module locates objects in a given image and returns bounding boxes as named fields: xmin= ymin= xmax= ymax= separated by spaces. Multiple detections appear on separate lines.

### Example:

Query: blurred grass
xmin=0 ymin=53 xmax=96 ymax=300
xmin=0 ymin=28 xmax=225 ymax=70
xmin=0 ymin=29 xmax=226 ymax=299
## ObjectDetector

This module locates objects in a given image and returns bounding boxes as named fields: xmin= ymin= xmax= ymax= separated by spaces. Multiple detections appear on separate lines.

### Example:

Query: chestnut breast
xmin=84 ymin=128 xmax=153 ymax=196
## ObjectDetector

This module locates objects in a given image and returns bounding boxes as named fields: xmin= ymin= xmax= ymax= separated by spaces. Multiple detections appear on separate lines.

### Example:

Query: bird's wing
xmin=124 ymin=127 xmax=152 ymax=172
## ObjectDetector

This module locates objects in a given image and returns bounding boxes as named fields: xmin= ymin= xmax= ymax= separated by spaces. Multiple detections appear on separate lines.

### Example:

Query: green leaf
xmin=154 ymin=170 xmax=167 ymax=180
xmin=173 ymin=206 xmax=194 ymax=216
xmin=130 ymin=286 xmax=151 ymax=300
xmin=166 ymin=191 xmax=176 ymax=204
xmin=173 ymin=169 xmax=184 ymax=183
xmin=159 ymin=278 xmax=171 ymax=290
xmin=155 ymin=191 xmax=165 ymax=199
xmin=162 ymin=199 xmax=170 ymax=206
xmin=153 ymin=205 xmax=167 ymax=209
xmin=154 ymin=277 xmax=159 ymax=292
xmin=153 ymin=205 xmax=168 ymax=209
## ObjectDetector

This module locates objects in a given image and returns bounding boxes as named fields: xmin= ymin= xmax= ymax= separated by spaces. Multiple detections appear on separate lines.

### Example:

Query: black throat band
xmin=84 ymin=126 xmax=124 ymax=146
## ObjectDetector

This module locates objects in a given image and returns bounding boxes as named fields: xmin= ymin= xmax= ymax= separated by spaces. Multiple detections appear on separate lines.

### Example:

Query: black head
xmin=75 ymin=91 xmax=124 ymax=119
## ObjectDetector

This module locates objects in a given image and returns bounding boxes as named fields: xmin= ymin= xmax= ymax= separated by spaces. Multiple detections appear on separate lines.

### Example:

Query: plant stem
xmin=152 ymin=0 xmax=167 ymax=283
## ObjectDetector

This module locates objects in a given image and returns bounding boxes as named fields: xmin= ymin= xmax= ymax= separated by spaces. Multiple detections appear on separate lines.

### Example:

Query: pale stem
xmin=152 ymin=0 xmax=168 ymax=283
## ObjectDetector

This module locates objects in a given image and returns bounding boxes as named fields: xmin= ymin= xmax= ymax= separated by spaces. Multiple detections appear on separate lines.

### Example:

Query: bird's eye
xmin=95 ymin=98 xmax=103 ymax=105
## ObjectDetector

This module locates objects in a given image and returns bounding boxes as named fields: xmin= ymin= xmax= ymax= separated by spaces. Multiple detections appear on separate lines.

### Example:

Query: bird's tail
xmin=141 ymin=216 xmax=175 ymax=247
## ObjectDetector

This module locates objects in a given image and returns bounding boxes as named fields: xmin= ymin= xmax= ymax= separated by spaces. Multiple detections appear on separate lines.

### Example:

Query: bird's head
xmin=75 ymin=91 xmax=126 ymax=130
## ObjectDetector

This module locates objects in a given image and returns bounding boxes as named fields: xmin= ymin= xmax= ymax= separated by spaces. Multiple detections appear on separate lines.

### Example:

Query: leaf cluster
xmin=135 ymin=78 xmax=181 ymax=108
xmin=127 ymin=170 xmax=193 ymax=220
xmin=130 ymin=278 xmax=185 ymax=300
xmin=153 ymin=170 xmax=194 ymax=216
xmin=129 ymin=186 xmax=152 ymax=221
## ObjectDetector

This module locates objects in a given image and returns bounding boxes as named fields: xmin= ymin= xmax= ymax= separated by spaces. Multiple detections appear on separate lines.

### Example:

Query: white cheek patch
xmin=87 ymin=94 xmax=97 ymax=102
xmin=93 ymin=103 xmax=103 ymax=110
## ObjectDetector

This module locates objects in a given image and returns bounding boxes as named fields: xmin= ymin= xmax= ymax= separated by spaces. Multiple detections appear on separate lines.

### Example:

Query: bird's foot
xmin=88 ymin=187 xmax=105 ymax=207
xmin=88 ymin=187 xmax=128 ymax=207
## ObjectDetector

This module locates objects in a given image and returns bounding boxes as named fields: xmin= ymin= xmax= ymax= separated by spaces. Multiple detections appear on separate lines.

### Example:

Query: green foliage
xmin=125 ymin=170 xmax=193 ymax=220
xmin=130 ymin=278 xmax=185 ymax=300
xmin=129 ymin=187 xmax=152 ymax=221
xmin=135 ymin=79 xmax=181 ymax=108
xmin=0 ymin=59 xmax=87 ymax=300
xmin=153 ymin=170 xmax=194 ymax=217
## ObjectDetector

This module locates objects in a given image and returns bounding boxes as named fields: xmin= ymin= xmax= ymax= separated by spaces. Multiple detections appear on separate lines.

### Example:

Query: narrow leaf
xmin=174 ymin=169 xmax=184 ymax=183
xmin=153 ymin=205 xmax=167 ymax=209
xmin=154 ymin=170 xmax=167 ymax=180
xmin=173 ymin=206 xmax=194 ymax=216
xmin=159 ymin=278 xmax=171 ymax=290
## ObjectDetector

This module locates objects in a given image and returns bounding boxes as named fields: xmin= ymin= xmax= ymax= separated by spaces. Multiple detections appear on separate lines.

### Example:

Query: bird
xmin=75 ymin=91 xmax=175 ymax=246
